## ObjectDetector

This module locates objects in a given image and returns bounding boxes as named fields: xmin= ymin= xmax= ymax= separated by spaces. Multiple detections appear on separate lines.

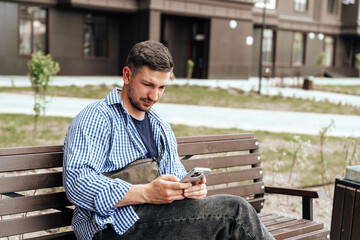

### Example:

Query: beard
xmin=126 ymin=85 xmax=155 ymax=112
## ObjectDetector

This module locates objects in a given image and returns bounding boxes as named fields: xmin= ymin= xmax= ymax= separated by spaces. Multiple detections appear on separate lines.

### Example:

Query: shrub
xmin=28 ymin=51 xmax=60 ymax=133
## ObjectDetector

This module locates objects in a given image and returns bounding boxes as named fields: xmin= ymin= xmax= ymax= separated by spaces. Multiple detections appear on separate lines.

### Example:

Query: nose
xmin=148 ymin=88 xmax=160 ymax=102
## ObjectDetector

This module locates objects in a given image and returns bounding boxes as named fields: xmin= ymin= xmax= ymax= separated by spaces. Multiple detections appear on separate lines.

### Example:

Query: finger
xmin=160 ymin=174 xmax=179 ymax=182
xmin=199 ymin=177 xmax=207 ymax=184
xmin=160 ymin=190 xmax=186 ymax=203
xmin=184 ymin=184 xmax=206 ymax=193
xmin=184 ymin=189 xmax=207 ymax=199
xmin=168 ymin=181 xmax=192 ymax=190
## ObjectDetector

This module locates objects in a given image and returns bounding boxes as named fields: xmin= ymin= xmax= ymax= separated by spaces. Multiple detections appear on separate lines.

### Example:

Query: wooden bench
xmin=0 ymin=133 xmax=330 ymax=239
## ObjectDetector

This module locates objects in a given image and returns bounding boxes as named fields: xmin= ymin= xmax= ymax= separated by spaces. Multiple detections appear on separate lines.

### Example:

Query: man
xmin=63 ymin=40 xmax=275 ymax=240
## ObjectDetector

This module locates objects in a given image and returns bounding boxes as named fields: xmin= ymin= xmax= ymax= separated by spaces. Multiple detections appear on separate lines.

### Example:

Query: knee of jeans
xmin=224 ymin=195 xmax=249 ymax=208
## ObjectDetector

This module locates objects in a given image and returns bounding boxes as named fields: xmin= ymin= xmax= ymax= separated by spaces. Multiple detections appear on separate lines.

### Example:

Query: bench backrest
xmin=0 ymin=133 xmax=264 ymax=239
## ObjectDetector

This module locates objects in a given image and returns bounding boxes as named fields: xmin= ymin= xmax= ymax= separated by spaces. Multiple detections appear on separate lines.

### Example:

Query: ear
xmin=123 ymin=66 xmax=132 ymax=85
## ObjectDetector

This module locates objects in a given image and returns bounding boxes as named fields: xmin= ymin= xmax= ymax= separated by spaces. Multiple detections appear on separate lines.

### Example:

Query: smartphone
xmin=180 ymin=167 xmax=211 ymax=185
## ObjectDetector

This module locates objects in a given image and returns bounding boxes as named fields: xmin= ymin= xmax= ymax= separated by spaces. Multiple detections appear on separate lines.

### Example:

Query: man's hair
xmin=126 ymin=40 xmax=174 ymax=75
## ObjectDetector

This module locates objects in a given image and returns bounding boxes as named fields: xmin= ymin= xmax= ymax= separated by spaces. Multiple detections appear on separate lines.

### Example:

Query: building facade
xmin=0 ymin=0 xmax=359 ymax=79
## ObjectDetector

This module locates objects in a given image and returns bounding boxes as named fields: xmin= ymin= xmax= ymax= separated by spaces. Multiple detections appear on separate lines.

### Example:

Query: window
xmin=324 ymin=36 xmax=335 ymax=67
xmin=292 ymin=32 xmax=305 ymax=66
xmin=254 ymin=0 xmax=276 ymax=9
xmin=294 ymin=0 xmax=308 ymax=12
xmin=342 ymin=37 xmax=354 ymax=66
xmin=327 ymin=0 xmax=338 ymax=14
xmin=19 ymin=5 xmax=48 ymax=55
xmin=83 ymin=14 xmax=108 ymax=58
xmin=262 ymin=29 xmax=274 ymax=64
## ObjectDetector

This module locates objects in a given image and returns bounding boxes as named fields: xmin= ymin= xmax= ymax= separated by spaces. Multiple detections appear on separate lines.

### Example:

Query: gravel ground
xmin=262 ymin=183 xmax=334 ymax=231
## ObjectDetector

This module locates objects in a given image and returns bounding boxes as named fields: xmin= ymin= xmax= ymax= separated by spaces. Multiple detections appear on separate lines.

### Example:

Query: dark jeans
xmin=93 ymin=195 xmax=275 ymax=240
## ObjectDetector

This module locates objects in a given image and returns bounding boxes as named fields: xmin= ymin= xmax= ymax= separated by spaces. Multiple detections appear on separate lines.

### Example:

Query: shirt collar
xmin=106 ymin=87 xmax=166 ymax=126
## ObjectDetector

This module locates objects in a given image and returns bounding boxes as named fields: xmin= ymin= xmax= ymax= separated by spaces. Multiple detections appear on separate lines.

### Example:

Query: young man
xmin=63 ymin=40 xmax=275 ymax=240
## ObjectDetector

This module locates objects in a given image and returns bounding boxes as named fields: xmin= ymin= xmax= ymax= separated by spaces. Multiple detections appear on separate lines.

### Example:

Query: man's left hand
xmin=183 ymin=177 xmax=207 ymax=199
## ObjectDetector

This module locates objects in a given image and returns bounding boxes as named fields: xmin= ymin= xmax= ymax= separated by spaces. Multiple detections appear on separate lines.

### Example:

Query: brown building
xmin=0 ymin=0 xmax=359 ymax=79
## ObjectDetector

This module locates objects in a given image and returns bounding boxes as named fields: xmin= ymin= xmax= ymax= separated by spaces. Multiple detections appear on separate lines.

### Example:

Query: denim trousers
xmin=93 ymin=194 xmax=275 ymax=240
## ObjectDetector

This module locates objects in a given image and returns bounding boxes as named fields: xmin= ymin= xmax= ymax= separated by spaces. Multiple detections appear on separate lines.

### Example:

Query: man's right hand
xmin=114 ymin=175 xmax=192 ymax=208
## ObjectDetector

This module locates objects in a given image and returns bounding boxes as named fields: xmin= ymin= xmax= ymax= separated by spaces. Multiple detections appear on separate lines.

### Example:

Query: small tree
xmin=316 ymin=51 xmax=327 ymax=77
xmin=355 ymin=53 xmax=360 ymax=78
xmin=28 ymin=51 xmax=60 ymax=133
xmin=186 ymin=59 xmax=194 ymax=80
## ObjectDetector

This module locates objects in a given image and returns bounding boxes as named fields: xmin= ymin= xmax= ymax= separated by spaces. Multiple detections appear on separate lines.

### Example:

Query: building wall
xmin=0 ymin=1 xmax=122 ymax=75
xmin=48 ymin=8 xmax=121 ymax=75
xmin=2 ymin=0 xmax=360 ymax=78
xmin=208 ymin=18 xmax=252 ymax=79
xmin=0 ymin=2 xmax=28 ymax=75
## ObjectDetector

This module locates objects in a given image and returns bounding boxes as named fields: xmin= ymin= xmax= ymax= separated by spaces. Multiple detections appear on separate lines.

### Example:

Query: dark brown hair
xmin=126 ymin=40 xmax=174 ymax=74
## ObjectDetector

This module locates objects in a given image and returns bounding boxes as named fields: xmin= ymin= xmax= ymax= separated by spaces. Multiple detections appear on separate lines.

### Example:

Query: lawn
xmin=1 ymin=84 xmax=360 ymax=115
xmin=1 ymin=113 xmax=358 ymax=188
xmin=313 ymin=84 xmax=360 ymax=96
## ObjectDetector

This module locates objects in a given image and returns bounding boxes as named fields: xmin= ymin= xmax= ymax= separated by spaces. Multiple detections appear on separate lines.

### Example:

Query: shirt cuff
xmin=94 ymin=179 xmax=132 ymax=216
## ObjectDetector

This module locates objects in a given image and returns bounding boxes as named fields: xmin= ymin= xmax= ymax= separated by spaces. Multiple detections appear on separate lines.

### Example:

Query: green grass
xmin=0 ymin=113 xmax=72 ymax=148
xmin=2 ymin=84 xmax=360 ymax=115
xmin=0 ymin=84 xmax=118 ymax=99
xmin=1 ymin=114 xmax=358 ymax=188
xmin=161 ymin=85 xmax=360 ymax=115
xmin=313 ymin=84 xmax=360 ymax=96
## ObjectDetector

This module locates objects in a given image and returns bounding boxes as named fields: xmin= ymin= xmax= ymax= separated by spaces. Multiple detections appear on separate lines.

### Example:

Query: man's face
xmin=125 ymin=66 xmax=170 ymax=114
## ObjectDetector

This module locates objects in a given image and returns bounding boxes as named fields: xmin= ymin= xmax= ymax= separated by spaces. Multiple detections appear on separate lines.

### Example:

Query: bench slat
xmin=208 ymin=182 xmax=264 ymax=197
xmin=176 ymin=134 xmax=254 ymax=144
xmin=0 ymin=192 xmax=72 ymax=216
xmin=181 ymin=153 xmax=261 ymax=171
xmin=270 ymin=221 xmax=324 ymax=240
xmin=248 ymin=198 xmax=265 ymax=211
xmin=267 ymin=219 xmax=307 ymax=231
xmin=27 ymin=231 xmax=76 ymax=240
xmin=352 ymin=189 xmax=360 ymax=240
xmin=284 ymin=229 xmax=330 ymax=240
xmin=330 ymin=184 xmax=346 ymax=240
xmin=262 ymin=216 xmax=297 ymax=227
xmin=0 ymin=172 xmax=63 ymax=193
xmin=0 ymin=146 xmax=63 ymax=156
xmin=178 ymin=138 xmax=259 ymax=156
xmin=207 ymin=168 xmax=263 ymax=186
xmin=0 ymin=209 xmax=73 ymax=238
xmin=261 ymin=215 xmax=292 ymax=224
xmin=0 ymin=153 xmax=63 ymax=172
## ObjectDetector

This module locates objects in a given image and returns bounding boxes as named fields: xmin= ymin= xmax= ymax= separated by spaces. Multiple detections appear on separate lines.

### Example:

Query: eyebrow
xmin=142 ymin=80 xmax=167 ymax=88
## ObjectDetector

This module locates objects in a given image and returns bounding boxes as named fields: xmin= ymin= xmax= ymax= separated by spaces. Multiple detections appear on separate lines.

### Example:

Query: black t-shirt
xmin=131 ymin=114 xmax=158 ymax=158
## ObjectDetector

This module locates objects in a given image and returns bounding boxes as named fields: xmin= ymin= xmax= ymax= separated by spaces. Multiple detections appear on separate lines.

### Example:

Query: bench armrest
xmin=265 ymin=186 xmax=325 ymax=198
xmin=264 ymin=186 xmax=326 ymax=221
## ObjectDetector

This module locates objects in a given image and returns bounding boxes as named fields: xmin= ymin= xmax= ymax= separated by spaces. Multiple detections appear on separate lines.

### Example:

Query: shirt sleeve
xmin=63 ymin=106 xmax=131 ymax=216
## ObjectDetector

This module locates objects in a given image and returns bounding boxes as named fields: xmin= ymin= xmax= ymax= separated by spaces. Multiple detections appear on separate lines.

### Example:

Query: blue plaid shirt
xmin=63 ymin=88 xmax=187 ymax=240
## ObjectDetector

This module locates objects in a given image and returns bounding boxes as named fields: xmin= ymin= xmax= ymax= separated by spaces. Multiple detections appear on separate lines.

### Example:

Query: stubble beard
xmin=127 ymin=86 xmax=154 ymax=113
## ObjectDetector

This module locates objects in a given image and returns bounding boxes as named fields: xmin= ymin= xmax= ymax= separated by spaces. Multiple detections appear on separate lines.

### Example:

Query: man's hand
xmin=183 ymin=177 xmax=207 ymax=199
xmin=114 ymin=175 xmax=192 ymax=207
xmin=144 ymin=175 xmax=192 ymax=204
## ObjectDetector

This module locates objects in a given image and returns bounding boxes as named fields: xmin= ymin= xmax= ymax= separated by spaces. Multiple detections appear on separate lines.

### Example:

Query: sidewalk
xmin=1 ymin=75 xmax=360 ymax=107
xmin=1 ymin=92 xmax=359 ymax=137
